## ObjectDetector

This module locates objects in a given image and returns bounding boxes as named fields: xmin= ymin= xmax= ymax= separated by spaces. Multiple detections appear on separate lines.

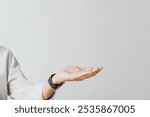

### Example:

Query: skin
xmin=42 ymin=66 xmax=103 ymax=100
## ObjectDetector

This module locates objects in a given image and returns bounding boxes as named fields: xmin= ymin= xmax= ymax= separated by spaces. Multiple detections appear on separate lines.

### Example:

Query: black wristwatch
xmin=48 ymin=73 xmax=63 ymax=90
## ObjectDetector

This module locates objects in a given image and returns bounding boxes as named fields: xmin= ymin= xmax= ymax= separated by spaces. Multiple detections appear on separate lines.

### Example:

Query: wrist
xmin=52 ymin=73 xmax=63 ymax=84
xmin=52 ymin=77 xmax=59 ymax=84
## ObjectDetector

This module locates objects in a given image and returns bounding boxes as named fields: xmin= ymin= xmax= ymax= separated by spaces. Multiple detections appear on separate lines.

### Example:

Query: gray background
xmin=0 ymin=0 xmax=150 ymax=99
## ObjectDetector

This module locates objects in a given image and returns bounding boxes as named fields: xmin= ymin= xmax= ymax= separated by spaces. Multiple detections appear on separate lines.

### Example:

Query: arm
xmin=6 ymin=48 xmax=102 ymax=100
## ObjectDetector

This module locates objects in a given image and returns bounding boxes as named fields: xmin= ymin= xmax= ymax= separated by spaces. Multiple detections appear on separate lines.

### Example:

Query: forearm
xmin=42 ymin=82 xmax=56 ymax=100
xmin=42 ymin=73 xmax=63 ymax=100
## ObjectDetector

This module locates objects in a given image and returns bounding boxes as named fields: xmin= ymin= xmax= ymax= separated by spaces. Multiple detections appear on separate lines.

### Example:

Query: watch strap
xmin=48 ymin=73 xmax=63 ymax=90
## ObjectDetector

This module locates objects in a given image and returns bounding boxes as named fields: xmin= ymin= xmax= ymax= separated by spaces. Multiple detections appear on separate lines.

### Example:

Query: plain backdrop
xmin=0 ymin=0 xmax=150 ymax=99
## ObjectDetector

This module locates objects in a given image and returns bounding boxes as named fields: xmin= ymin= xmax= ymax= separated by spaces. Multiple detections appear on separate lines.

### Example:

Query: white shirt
xmin=0 ymin=46 xmax=53 ymax=100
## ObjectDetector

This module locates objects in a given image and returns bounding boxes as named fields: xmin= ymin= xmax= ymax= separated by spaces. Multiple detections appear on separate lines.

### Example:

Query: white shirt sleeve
xmin=7 ymin=49 xmax=54 ymax=100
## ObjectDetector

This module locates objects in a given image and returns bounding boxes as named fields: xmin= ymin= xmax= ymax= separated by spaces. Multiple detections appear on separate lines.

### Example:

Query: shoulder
xmin=0 ymin=45 xmax=9 ymax=51
xmin=0 ymin=46 xmax=13 ymax=56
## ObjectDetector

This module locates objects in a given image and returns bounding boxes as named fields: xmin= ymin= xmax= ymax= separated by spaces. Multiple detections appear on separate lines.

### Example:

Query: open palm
xmin=52 ymin=66 xmax=103 ymax=84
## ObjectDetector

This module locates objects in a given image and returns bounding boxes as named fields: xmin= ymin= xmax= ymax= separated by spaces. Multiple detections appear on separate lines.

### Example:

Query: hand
xmin=52 ymin=66 xmax=103 ymax=84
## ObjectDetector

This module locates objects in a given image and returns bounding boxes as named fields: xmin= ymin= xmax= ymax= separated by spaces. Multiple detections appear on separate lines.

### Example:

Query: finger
xmin=75 ymin=70 xmax=95 ymax=81
xmin=74 ymin=71 xmax=92 ymax=81
xmin=64 ymin=66 xmax=79 ymax=70
xmin=82 ymin=66 xmax=93 ymax=71
xmin=64 ymin=66 xmax=82 ymax=73
xmin=82 ymin=67 xmax=103 ymax=79
xmin=89 ymin=67 xmax=103 ymax=77
xmin=92 ymin=67 xmax=103 ymax=73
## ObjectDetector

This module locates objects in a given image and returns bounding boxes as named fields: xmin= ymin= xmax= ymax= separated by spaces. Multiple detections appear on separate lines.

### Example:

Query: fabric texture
xmin=0 ymin=46 xmax=54 ymax=100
